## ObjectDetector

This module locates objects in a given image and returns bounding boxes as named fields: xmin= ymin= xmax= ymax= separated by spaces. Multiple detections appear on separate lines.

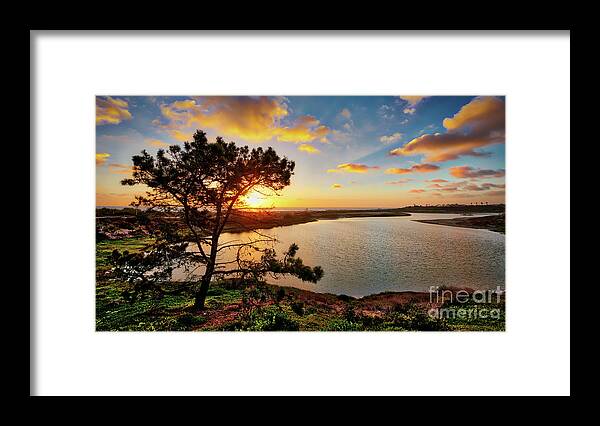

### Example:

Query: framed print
xmin=32 ymin=30 xmax=570 ymax=396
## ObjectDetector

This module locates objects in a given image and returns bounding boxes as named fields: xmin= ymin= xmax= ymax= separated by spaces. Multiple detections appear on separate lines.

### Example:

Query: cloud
xmin=168 ymin=129 xmax=192 ymax=142
xmin=327 ymin=163 xmax=380 ymax=173
xmin=155 ymin=96 xmax=331 ymax=144
xmin=96 ymin=152 xmax=111 ymax=166
xmin=277 ymin=114 xmax=330 ymax=143
xmin=146 ymin=138 xmax=170 ymax=147
xmin=398 ymin=96 xmax=427 ymax=115
xmin=378 ymin=104 xmax=395 ymax=120
xmin=331 ymin=183 xmax=343 ymax=189
xmin=108 ymin=163 xmax=135 ymax=175
xmin=449 ymin=166 xmax=506 ymax=179
xmin=409 ymin=189 xmax=426 ymax=193
xmin=428 ymin=181 xmax=506 ymax=196
xmin=386 ymin=178 xmax=414 ymax=185
xmin=462 ymin=183 xmax=488 ymax=191
xmin=298 ymin=144 xmax=320 ymax=154
xmin=96 ymin=191 xmax=143 ymax=206
xmin=426 ymin=178 xmax=449 ymax=183
xmin=398 ymin=96 xmax=427 ymax=107
xmin=96 ymin=96 xmax=132 ymax=125
xmin=385 ymin=163 xmax=440 ymax=175
xmin=390 ymin=96 xmax=505 ymax=162
xmin=481 ymin=183 xmax=506 ymax=189
xmin=380 ymin=132 xmax=403 ymax=144
xmin=418 ymin=124 xmax=436 ymax=135
xmin=340 ymin=108 xmax=352 ymax=119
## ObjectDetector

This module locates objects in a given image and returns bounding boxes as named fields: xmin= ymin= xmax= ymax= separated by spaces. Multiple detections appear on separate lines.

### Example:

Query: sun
xmin=243 ymin=191 xmax=266 ymax=208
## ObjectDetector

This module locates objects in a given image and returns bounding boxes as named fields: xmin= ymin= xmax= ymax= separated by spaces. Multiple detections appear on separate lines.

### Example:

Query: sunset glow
xmin=96 ymin=96 xmax=505 ymax=208
xmin=243 ymin=191 xmax=270 ymax=209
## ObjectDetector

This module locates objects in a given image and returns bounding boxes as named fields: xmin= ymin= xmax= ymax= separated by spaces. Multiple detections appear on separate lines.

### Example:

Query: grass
xmin=96 ymin=237 xmax=505 ymax=331
xmin=96 ymin=237 xmax=154 ymax=272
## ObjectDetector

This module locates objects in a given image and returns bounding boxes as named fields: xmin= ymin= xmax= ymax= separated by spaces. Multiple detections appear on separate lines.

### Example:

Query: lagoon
xmin=175 ymin=213 xmax=505 ymax=298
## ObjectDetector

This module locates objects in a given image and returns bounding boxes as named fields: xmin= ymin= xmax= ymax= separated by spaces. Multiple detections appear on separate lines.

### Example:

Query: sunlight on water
xmin=173 ymin=213 xmax=505 ymax=297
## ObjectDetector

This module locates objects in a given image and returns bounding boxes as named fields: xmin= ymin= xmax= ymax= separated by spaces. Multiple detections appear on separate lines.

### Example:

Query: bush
xmin=276 ymin=287 xmax=286 ymax=303
xmin=219 ymin=278 xmax=247 ymax=290
xmin=177 ymin=313 xmax=206 ymax=329
xmin=382 ymin=306 xmax=448 ymax=331
xmin=290 ymin=301 xmax=305 ymax=316
xmin=327 ymin=319 xmax=363 ymax=331
xmin=227 ymin=306 xmax=299 ymax=331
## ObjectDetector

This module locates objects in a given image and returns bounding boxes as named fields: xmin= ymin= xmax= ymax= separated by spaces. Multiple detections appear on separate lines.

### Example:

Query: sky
xmin=96 ymin=96 xmax=505 ymax=208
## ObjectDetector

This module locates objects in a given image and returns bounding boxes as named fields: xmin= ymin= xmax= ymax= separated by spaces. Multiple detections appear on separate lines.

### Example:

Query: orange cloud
xmin=390 ymin=96 xmax=505 ymax=162
xmin=331 ymin=183 xmax=343 ymax=189
xmin=155 ymin=96 xmax=331 ymax=144
xmin=108 ymin=163 xmax=135 ymax=175
xmin=298 ymin=144 xmax=320 ymax=154
xmin=427 ymin=178 xmax=449 ymax=183
xmin=327 ymin=163 xmax=380 ymax=173
xmin=386 ymin=178 xmax=413 ymax=185
xmin=399 ymin=96 xmax=427 ymax=107
xmin=146 ymin=138 xmax=169 ymax=147
xmin=277 ymin=115 xmax=330 ymax=143
xmin=385 ymin=163 xmax=440 ymax=174
xmin=96 ymin=97 xmax=132 ymax=125
xmin=409 ymin=189 xmax=426 ymax=193
xmin=449 ymin=166 xmax=505 ymax=179
xmin=418 ymin=179 xmax=506 ymax=195
xmin=96 ymin=152 xmax=111 ymax=166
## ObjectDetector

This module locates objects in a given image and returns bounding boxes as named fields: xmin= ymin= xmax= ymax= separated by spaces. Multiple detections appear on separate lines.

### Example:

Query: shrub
xmin=227 ymin=306 xmax=299 ymax=331
xmin=177 ymin=313 xmax=206 ymax=329
xmin=327 ymin=319 xmax=363 ymax=331
xmin=382 ymin=305 xmax=448 ymax=331
xmin=290 ymin=301 xmax=305 ymax=316
xmin=276 ymin=287 xmax=286 ymax=303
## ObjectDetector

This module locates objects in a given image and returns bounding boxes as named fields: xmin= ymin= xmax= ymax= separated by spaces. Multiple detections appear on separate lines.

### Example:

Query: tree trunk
xmin=194 ymin=257 xmax=215 ymax=310
xmin=194 ymin=273 xmax=212 ymax=310
xmin=194 ymin=230 xmax=219 ymax=310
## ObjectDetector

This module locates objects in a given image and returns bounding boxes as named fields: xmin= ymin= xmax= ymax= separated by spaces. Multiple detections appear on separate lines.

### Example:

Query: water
xmin=174 ymin=213 xmax=505 ymax=297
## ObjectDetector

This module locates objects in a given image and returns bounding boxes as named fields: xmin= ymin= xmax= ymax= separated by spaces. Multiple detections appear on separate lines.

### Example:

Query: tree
xmin=116 ymin=130 xmax=323 ymax=310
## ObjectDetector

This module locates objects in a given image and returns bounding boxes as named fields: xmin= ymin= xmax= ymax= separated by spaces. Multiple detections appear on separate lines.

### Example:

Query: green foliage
xmin=441 ymin=300 xmax=505 ymax=331
xmin=110 ymin=241 xmax=190 ymax=303
xmin=258 ymin=244 xmax=324 ymax=283
xmin=276 ymin=287 xmax=286 ymax=303
xmin=326 ymin=319 xmax=364 ymax=331
xmin=96 ymin=285 xmax=197 ymax=331
xmin=226 ymin=306 xmax=300 ymax=331
xmin=290 ymin=301 xmax=305 ymax=316
xmin=177 ymin=313 xmax=207 ymax=328
xmin=96 ymin=237 xmax=153 ymax=271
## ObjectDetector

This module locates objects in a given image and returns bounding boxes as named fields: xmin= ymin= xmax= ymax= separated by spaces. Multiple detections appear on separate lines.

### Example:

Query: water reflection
xmin=173 ymin=213 xmax=505 ymax=297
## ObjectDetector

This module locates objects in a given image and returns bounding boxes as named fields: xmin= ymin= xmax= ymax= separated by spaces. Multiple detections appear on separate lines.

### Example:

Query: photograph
xmin=96 ymin=95 xmax=506 ymax=332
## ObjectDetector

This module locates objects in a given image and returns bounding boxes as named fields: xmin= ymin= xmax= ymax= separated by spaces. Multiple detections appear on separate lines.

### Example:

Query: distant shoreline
xmin=413 ymin=214 xmax=505 ymax=234
xmin=96 ymin=205 xmax=506 ymax=239
xmin=97 ymin=204 xmax=505 ymax=213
